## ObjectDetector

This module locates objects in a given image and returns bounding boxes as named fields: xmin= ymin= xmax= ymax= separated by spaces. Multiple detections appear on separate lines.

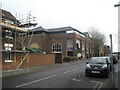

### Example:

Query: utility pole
xmin=114 ymin=2 xmax=120 ymax=89
xmin=0 ymin=3 xmax=2 ymax=90
xmin=110 ymin=34 xmax=115 ymax=88
xmin=114 ymin=1 xmax=120 ymax=52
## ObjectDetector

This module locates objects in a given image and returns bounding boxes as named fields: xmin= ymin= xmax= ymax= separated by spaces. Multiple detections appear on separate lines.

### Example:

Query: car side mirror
xmin=86 ymin=61 xmax=89 ymax=64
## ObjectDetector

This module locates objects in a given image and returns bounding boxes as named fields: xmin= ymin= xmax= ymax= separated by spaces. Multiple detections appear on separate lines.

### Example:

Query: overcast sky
xmin=1 ymin=0 xmax=119 ymax=52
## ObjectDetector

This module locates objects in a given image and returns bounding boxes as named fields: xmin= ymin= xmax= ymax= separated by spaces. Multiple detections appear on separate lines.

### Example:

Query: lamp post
xmin=114 ymin=4 xmax=120 ymax=7
xmin=114 ymin=2 xmax=120 ymax=52
xmin=114 ymin=2 xmax=120 ymax=89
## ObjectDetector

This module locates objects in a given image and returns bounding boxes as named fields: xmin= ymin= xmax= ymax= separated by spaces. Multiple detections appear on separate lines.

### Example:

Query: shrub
xmin=63 ymin=56 xmax=76 ymax=62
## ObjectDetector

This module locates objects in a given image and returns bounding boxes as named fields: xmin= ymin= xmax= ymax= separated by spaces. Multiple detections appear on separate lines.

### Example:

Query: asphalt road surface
xmin=3 ymin=60 xmax=119 ymax=89
xmin=114 ymin=60 xmax=120 ymax=90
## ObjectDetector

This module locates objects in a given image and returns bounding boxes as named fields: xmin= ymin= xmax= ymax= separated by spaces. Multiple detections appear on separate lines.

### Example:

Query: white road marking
xmin=73 ymin=78 xmax=76 ymax=80
xmin=94 ymin=82 xmax=103 ymax=89
xmin=98 ymin=78 xmax=109 ymax=88
xmin=63 ymin=65 xmax=85 ymax=74
xmin=73 ymin=78 xmax=82 ymax=81
xmin=16 ymin=75 xmax=56 ymax=88
xmin=78 ymin=75 xmax=81 ymax=77
xmin=90 ymin=81 xmax=98 ymax=83
xmin=82 ymin=73 xmax=85 ymax=75
xmin=90 ymin=81 xmax=103 ymax=89
xmin=64 ymin=68 xmax=79 ymax=74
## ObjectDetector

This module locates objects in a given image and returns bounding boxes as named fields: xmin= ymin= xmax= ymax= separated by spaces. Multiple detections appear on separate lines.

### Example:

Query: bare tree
xmin=88 ymin=27 xmax=106 ymax=56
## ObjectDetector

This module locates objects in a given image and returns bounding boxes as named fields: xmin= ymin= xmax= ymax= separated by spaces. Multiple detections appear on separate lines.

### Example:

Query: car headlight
xmin=101 ymin=64 xmax=107 ymax=69
xmin=86 ymin=64 xmax=91 ymax=68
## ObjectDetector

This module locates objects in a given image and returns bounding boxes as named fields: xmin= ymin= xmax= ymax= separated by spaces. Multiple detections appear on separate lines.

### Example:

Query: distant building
xmin=26 ymin=26 xmax=94 ymax=62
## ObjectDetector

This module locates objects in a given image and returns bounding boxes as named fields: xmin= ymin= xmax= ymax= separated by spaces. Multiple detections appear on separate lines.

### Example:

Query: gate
xmin=55 ymin=53 xmax=62 ymax=63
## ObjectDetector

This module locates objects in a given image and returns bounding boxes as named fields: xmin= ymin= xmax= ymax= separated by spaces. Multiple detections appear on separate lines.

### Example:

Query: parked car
xmin=107 ymin=54 xmax=117 ymax=64
xmin=113 ymin=52 xmax=120 ymax=59
xmin=113 ymin=55 xmax=117 ymax=64
xmin=103 ymin=56 xmax=112 ymax=71
xmin=85 ymin=57 xmax=111 ymax=78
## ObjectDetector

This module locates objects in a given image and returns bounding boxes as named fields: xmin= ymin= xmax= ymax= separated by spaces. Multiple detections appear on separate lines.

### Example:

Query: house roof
xmin=47 ymin=26 xmax=86 ymax=36
xmin=30 ymin=26 xmax=48 ymax=32
xmin=83 ymin=32 xmax=92 ymax=38
xmin=2 ymin=9 xmax=20 ymax=24
xmin=2 ymin=9 xmax=16 ymax=21
xmin=19 ymin=22 xmax=37 ymax=28
xmin=47 ymin=26 xmax=75 ymax=32
xmin=1 ymin=9 xmax=27 ymax=32
xmin=30 ymin=26 xmax=86 ymax=36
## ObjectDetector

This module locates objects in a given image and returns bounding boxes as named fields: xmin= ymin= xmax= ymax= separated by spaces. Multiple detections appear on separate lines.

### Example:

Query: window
xmin=52 ymin=43 xmax=62 ymax=53
xmin=4 ymin=43 xmax=13 ymax=51
xmin=86 ymin=44 xmax=89 ymax=53
xmin=67 ymin=39 xmax=74 ymax=56
xmin=4 ymin=43 xmax=13 ymax=62
xmin=5 ymin=30 xmax=13 ymax=39
xmin=5 ymin=52 xmax=13 ymax=62
xmin=19 ymin=33 xmax=26 ymax=38
xmin=76 ymin=39 xmax=80 ymax=48
xmin=82 ymin=44 xmax=85 ymax=51
xmin=5 ymin=19 xmax=14 ymax=25
xmin=67 ymin=39 xmax=73 ymax=47
xmin=76 ymin=43 xmax=79 ymax=50
xmin=68 ymin=51 xmax=73 ymax=56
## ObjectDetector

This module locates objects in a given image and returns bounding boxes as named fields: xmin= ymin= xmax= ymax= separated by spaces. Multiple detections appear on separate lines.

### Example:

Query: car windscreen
xmin=89 ymin=58 xmax=106 ymax=64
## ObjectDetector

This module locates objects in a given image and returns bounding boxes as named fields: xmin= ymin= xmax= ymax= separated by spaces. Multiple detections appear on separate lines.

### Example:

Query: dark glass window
xmin=52 ymin=43 xmax=62 ymax=53
xmin=5 ymin=30 xmax=13 ymax=39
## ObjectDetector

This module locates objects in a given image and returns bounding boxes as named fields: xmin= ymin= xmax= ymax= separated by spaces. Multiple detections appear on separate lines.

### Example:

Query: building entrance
xmin=55 ymin=53 xmax=62 ymax=63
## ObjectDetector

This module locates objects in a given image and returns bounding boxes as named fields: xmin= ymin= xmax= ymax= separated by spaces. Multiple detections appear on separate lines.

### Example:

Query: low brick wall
xmin=2 ymin=53 xmax=55 ymax=70
xmin=29 ymin=53 xmax=55 ymax=67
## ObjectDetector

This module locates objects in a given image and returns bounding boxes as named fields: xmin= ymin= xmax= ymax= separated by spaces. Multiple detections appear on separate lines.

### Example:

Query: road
xmin=3 ymin=60 xmax=118 ymax=89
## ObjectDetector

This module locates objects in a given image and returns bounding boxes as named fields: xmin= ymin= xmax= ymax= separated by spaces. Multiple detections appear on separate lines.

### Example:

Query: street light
xmin=114 ymin=4 xmax=120 ymax=7
xmin=114 ymin=3 xmax=120 ymax=89
xmin=114 ymin=2 xmax=120 ymax=52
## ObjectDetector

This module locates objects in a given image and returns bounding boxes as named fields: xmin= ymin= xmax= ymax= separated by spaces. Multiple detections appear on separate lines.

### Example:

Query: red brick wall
xmin=29 ymin=53 xmax=55 ymax=67
xmin=24 ymin=34 xmax=49 ymax=51
xmin=2 ymin=53 xmax=55 ymax=70
xmin=48 ymin=33 xmax=75 ymax=56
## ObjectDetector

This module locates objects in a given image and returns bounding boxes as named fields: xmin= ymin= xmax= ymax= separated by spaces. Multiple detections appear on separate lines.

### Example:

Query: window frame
xmin=5 ymin=51 xmax=13 ymax=62
xmin=5 ymin=30 xmax=13 ymax=39
xmin=4 ymin=43 xmax=13 ymax=62
xmin=52 ymin=43 xmax=62 ymax=53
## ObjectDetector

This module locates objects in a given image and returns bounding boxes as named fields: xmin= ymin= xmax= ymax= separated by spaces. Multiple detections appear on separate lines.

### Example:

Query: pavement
xmin=1 ymin=60 xmax=86 ymax=78
xmin=1 ymin=64 xmax=61 ymax=78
